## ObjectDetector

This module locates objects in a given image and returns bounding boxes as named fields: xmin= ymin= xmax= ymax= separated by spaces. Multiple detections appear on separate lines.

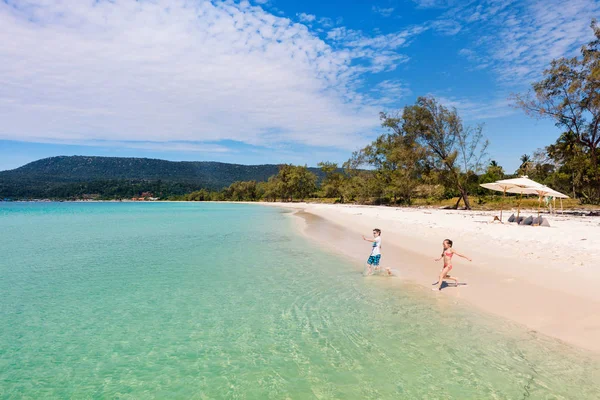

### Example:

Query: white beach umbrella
xmin=519 ymin=185 xmax=569 ymax=199
xmin=495 ymin=176 xmax=546 ymax=189
xmin=480 ymin=176 xmax=549 ymax=221
xmin=480 ymin=176 xmax=544 ymax=221
xmin=517 ymin=185 xmax=569 ymax=222
xmin=479 ymin=182 xmax=519 ymax=221
xmin=483 ymin=177 xmax=569 ymax=223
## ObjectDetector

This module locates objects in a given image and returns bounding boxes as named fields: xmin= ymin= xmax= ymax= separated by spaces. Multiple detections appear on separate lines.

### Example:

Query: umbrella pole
xmin=500 ymin=189 xmax=506 ymax=221
xmin=517 ymin=193 xmax=522 ymax=221
xmin=537 ymin=196 xmax=541 ymax=225
xmin=560 ymin=198 xmax=563 ymax=214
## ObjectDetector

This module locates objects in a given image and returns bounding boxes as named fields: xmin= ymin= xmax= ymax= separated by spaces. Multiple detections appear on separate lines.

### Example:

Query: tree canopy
xmin=392 ymin=97 xmax=488 ymax=209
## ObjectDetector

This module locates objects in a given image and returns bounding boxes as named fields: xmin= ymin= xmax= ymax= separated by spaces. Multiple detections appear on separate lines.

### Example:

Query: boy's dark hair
xmin=444 ymin=239 xmax=453 ymax=247
xmin=373 ymin=228 xmax=381 ymax=234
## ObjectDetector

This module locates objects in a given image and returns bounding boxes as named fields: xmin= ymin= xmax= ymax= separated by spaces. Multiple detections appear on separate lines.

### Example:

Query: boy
xmin=362 ymin=228 xmax=390 ymax=276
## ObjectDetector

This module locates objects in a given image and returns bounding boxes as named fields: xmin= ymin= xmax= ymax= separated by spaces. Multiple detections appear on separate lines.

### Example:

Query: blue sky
xmin=1 ymin=0 xmax=598 ymax=172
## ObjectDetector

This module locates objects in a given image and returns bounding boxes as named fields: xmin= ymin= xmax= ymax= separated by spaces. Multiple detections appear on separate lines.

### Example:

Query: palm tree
xmin=518 ymin=154 xmax=531 ymax=176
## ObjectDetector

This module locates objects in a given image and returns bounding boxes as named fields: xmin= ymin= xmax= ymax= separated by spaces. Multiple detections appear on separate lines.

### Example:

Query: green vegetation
xmin=318 ymin=162 xmax=345 ymax=202
xmin=0 ymin=156 xmax=324 ymax=200
xmin=180 ymin=165 xmax=317 ymax=202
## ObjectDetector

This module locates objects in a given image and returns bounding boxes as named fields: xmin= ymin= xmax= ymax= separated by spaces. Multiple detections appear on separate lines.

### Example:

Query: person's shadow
xmin=433 ymin=281 xmax=468 ymax=290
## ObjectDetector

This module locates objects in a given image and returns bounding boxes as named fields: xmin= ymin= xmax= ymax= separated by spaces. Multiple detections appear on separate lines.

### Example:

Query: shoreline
xmin=4 ymin=198 xmax=600 ymax=212
xmin=265 ymin=202 xmax=600 ymax=354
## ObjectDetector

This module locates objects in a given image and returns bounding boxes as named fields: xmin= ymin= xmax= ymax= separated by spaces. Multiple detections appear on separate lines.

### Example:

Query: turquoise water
xmin=1 ymin=202 xmax=599 ymax=399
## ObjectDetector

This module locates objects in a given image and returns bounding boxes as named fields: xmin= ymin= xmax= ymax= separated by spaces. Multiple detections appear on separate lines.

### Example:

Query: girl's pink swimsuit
xmin=444 ymin=251 xmax=453 ymax=270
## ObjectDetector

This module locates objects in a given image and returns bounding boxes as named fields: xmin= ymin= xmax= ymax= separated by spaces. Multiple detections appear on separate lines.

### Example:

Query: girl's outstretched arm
xmin=452 ymin=249 xmax=472 ymax=261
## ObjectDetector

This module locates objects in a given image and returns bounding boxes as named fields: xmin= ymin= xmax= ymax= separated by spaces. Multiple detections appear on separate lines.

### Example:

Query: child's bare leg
xmin=433 ymin=267 xmax=450 ymax=291
xmin=445 ymin=275 xmax=459 ymax=286
xmin=432 ymin=267 xmax=444 ymax=285
xmin=385 ymin=267 xmax=392 ymax=276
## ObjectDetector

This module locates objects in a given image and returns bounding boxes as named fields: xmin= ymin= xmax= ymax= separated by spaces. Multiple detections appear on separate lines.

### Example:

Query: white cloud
xmin=433 ymin=95 xmax=514 ymax=120
xmin=328 ymin=25 xmax=427 ymax=50
xmin=451 ymin=0 xmax=600 ymax=85
xmin=0 ymin=0 xmax=422 ymax=152
xmin=325 ymin=26 xmax=422 ymax=74
xmin=412 ymin=0 xmax=458 ymax=9
xmin=372 ymin=6 xmax=394 ymax=17
xmin=458 ymin=48 xmax=475 ymax=58
xmin=457 ymin=48 xmax=490 ymax=69
xmin=431 ymin=19 xmax=462 ymax=35
xmin=318 ymin=17 xmax=334 ymax=27
xmin=370 ymin=80 xmax=412 ymax=106
xmin=297 ymin=12 xmax=316 ymax=23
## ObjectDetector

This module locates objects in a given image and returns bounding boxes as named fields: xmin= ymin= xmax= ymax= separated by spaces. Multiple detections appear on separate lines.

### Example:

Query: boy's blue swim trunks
xmin=367 ymin=254 xmax=381 ymax=266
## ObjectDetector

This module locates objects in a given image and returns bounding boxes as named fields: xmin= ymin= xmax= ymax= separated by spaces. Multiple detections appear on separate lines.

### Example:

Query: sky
xmin=1 ymin=0 xmax=599 ymax=172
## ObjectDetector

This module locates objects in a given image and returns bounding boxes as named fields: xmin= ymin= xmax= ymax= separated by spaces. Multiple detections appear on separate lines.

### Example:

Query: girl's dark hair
xmin=444 ymin=239 xmax=453 ymax=247
xmin=373 ymin=228 xmax=381 ymax=234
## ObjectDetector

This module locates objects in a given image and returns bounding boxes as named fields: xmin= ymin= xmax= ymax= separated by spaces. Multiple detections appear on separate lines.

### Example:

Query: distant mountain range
xmin=0 ymin=156 xmax=324 ymax=199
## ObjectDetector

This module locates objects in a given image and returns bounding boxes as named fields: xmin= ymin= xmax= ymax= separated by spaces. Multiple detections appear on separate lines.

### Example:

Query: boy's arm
xmin=362 ymin=235 xmax=375 ymax=242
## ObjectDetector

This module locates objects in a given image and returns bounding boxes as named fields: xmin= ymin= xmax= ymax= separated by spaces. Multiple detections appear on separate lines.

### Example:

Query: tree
xmin=352 ymin=112 xmax=428 ymax=204
xmin=224 ymin=180 xmax=258 ymax=201
xmin=318 ymin=162 xmax=345 ymax=202
xmin=513 ymin=20 xmax=600 ymax=203
xmin=480 ymin=160 xmax=505 ymax=184
xmin=186 ymin=189 xmax=209 ymax=201
xmin=271 ymin=164 xmax=317 ymax=201
xmin=339 ymin=169 xmax=382 ymax=204
xmin=546 ymin=131 xmax=590 ymax=198
xmin=402 ymin=96 xmax=489 ymax=209
xmin=517 ymin=154 xmax=532 ymax=176
xmin=290 ymin=165 xmax=317 ymax=201
xmin=276 ymin=164 xmax=295 ymax=201
xmin=260 ymin=176 xmax=280 ymax=202
xmin=528 ymin=150 xmax=555 ymax=183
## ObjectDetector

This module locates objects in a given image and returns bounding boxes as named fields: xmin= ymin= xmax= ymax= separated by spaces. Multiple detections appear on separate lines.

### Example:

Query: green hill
xmin=0 ymin=156 xmax=324 ymax=199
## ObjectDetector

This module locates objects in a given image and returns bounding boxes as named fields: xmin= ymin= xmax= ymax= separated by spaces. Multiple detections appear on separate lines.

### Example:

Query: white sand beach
xmin=266 ymin=202 xmax=600 ymax=353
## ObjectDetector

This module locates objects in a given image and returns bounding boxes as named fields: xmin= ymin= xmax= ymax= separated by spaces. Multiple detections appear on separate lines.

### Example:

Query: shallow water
xmin=1 ymin=202 xmax=599 ymax=399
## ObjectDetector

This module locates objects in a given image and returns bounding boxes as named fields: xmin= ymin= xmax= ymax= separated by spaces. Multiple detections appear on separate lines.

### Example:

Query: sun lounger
xmin=540 ymin=218 xmax=551 ymax=227
xmin=520 ymin=216 xmax=534 ymax=226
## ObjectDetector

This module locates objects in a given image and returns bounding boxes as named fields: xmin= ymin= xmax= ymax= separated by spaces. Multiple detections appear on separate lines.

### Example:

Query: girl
xmin=432 ymin=239 xmax=471 ymax=291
